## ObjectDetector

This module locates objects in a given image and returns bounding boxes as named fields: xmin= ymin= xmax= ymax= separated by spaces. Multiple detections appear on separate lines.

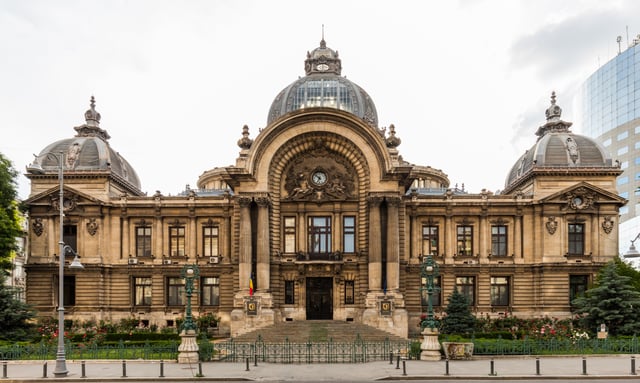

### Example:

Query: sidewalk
xmin=0 ymin=355 xmax=638 ymax=381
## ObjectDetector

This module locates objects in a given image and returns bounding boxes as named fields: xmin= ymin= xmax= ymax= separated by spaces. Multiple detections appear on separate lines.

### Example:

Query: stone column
xmin=386 ymin=197 xmax=400 ymax=292
xmin=238 ymin=197 xmax=252 ymax=293
xmin=367 ymin=196 xmax=383 ymax=291
xmin=255 ymin=196 xmax=270 ymax=292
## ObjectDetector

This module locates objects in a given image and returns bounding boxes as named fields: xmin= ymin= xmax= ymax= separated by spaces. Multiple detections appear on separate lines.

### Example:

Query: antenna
xmin=617 ymin=35 xmax=622 ymax=54
xmin=322 ymin=24 xmax=325 ymax=40
xmin=627 ymin=25 xmax=629 ymax=47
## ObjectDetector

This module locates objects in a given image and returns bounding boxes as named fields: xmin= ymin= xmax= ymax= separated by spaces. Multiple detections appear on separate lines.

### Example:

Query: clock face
xmin=311 ymin=171 xmax=328 ymax=186
xmin=316 ymin=63 xmax=329 ymax=71
xmin=573 ymin=196 xmax=583 ymax=207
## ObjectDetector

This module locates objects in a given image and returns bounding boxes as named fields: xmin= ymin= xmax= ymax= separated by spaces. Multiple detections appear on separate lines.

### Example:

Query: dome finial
xmin=84 ymin=95 xmax=101 ymax=127
xmin=320 ymin=24 xmax=326 ymax=48
xmin=535 ymin=91 xmax=572 ymax=139
xmin=545 ymin=91 xmax=562 ymax=122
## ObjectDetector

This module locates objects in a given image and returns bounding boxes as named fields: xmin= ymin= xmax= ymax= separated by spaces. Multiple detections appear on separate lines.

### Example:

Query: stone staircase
xmin=232 ymin=320 xmax=409 ymax=343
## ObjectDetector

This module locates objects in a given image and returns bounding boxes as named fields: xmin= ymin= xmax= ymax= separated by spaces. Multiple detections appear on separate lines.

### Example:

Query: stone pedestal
xmin=420 ymin=327 xmax=441 ymax=361
xmin=178 ymin=329 xmax=199 ymax=364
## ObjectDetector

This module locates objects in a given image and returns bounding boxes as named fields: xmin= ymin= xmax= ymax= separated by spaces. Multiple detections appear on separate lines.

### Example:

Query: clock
xmin=572 ymin=196 xmax=583 ymax=209
xmin=316 ymin=63 xmax=329 ymax=71
xmin=311 ymin=170 xmax=328 ymax=186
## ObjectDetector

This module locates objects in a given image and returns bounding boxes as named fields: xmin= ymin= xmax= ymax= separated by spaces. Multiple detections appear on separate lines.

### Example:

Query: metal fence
xmin=468 ymin=336 xmax=640 ymax=355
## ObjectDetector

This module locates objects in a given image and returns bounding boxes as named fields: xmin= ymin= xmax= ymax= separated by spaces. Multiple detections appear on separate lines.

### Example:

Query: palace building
xmin=24 ymin=39 xmax=625 ymax=338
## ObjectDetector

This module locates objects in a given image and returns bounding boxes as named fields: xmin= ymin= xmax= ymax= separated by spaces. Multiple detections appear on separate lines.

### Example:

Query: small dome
xmin=267 ymin=39 xmax=378 ymax=128
xmin=31 ymin=97 xmax=142 ymax=193
xmin=505 ymin=92 xmax=613 ymax=189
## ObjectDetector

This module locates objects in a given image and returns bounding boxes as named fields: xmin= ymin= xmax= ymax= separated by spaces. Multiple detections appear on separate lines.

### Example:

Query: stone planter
xmin=442 ymin=342 xmax=473 ymax=360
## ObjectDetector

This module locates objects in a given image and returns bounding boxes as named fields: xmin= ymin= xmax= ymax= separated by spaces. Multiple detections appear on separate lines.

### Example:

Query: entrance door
xmin=306 ymin=277 xmax=333 ymax=320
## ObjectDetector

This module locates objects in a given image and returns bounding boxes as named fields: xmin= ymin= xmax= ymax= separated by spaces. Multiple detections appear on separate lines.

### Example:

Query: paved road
xmin=0 ymin=355 xmax=638 ymax=381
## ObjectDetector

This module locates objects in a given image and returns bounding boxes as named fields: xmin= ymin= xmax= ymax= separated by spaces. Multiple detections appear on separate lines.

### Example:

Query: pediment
xmin=538 ymin=182 xmax=626 ymax=211
xmin=25 ymin=186 xmax=105 ymax=214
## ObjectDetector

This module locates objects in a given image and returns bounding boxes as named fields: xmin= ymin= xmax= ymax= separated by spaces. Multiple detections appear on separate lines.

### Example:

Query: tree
xmin=441 ymin=288 xmax=476 ymax=335
xmin=0 ymin=152 xmax=22 ymax=272
xmin=0 ymin=273 xmax=35 ymax=340
xmin=572 ymin=261 xmax=640 ymax=336
xmin=613 ymin=256 xmax=640 ymax=292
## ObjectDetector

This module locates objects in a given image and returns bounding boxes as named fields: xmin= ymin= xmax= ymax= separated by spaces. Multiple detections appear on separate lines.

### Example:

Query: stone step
xmin=232 ymin=320 xmax=409 ymax=343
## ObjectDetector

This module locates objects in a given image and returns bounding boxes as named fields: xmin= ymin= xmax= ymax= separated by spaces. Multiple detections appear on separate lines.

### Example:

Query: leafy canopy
xmin=0 ymin=152 xmax=22 ymax=271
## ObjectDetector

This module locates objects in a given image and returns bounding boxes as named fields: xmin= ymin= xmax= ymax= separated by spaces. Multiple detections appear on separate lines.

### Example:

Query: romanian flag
xmin=249 ymin=276 xmax=254 ymax=296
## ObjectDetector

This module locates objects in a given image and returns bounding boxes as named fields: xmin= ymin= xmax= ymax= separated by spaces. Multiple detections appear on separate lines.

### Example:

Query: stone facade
xmin=23 ymin=41 xmax=625 ymax=340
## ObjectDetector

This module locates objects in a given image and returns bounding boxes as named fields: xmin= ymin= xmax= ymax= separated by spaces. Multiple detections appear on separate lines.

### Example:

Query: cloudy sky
xmin=1 ymin=0 xmax=639 ymax=199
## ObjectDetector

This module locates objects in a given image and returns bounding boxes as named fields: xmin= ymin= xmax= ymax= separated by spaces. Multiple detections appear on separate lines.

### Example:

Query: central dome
xmin=267 ymin=39 xmax=378 ymax=128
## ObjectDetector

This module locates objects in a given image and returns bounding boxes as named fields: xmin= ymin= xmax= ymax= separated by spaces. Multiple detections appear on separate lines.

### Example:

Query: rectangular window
xmin=284 ymin=280 xmax=295 ymax=304
xmin=308 ymin=216 xmax=331 ymax=254
xmin=284 ymin=217 xmax=296 ymax=253
xmin=134 ymin=277 xmax=152 ymax=306
xmin=490 ymin=276 xmax=510 ymax=306
xmin=344 ymin=280 xmax=355 ymax=304
xmin=169 ymin=226 xmax=186 ymax=257
xmin=201 ymin=277 xmax=220 ymax=306
xmin=62 ymin=225 xmax=78 ymax=253
xmin=568 ymin=223 xmax=585 ymax=255
xmin=491 ymin=225 xmax=508 ymax=256
xmin=135 ymin=225 xmax=152 ymax=257
xmin=421 ymin=276 xmax=441 ymax=307
xmin=343 ymin=216 xmax=355 ymax=253
xmin=63 ymin=275 xmax=76 ymax=306
xmin=569 ymin=275 xmax=589 ymax=307
xmin=455 ymin=276 xmax=475 ymax=306
xmin=422 ymin=225 xmax=439 ymax=256
xmin=203 ymin=226 xmax=219 ymax=257
xmin=167 ymin=277 xmax=185 ymax=306
xmin=456 ymin=225 xmax=473 ymax=256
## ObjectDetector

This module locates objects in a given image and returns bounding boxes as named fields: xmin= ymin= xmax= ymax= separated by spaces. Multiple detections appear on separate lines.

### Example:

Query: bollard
xmin=122 ymin=360 xmax=127 ymax=378
xmin=396 ymin=354 xmax=401 ymax=369
xmin=3 ymin=361 xmax=7 ymax=378
xmin=390 ymin=351 xmax=393 ymax=364
xmin=489 ymin=358 xmax=496 ymax=376
xmin=582 ymin=357 xmax=587 ymax=375
xmin=445 ymin=359 xmax=449 ymax=376
xmin=535 ymin=357 xmax=540 ymax=376
xmin=81 ymin=360 xmax=86 ymax=378
xmin=254 ymin=354 xmax=258 ymax=367
xmin=159 ymin=359 xmax=164 ymax=378
xmin=632 ymin=356 xmax=637 ymax=376
xmin=402 ymin=360 xmax=407 ymax=376
xmin=42 ymin=361 xmax=47 ymax=378
xmin=198 ymin=361 xmax=203 ymax=377
xmin=245 ymin=357 xmax=250 ymax=371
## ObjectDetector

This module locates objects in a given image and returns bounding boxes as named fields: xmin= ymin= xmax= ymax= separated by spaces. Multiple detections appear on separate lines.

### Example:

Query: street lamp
xmin=178 ymin=264 xmax=200 ymax=364
xmin=624 ymin=233 xmax=640 ymax=259
xmin=420 ymin=255 xmax=440 ymax=330
xmin=27 ymin=151 xmax=84 ymax=377
xmin=180 ymin=264 xmax=200 ymax=332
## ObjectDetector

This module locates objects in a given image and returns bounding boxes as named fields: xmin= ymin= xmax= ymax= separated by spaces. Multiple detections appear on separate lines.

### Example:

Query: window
xmin=603 ymin=138 xmax=612 ymax=147
xmin=284 ymin=217 xmax=296 ymax=253
xmin=421 ymin=276 xmax=441 ymax=307
xmin=343 ymin=216 xmax=355 ymax=253
xmin=63 ymin=275 xmax=76 ymax=306
xmin=169 ymin=226 xmax=186 ymax=256
xmin=135 ymin=225 xmax=152 ymax=257
xmin=308 ymin=216 xmax=331 ymax=254
xmin=63 ymin=225 xmax=77 ymax=253
xmin=569 ymin=275 xmax=589 ymax=306
xmin=568 ymin=223 xmax=585 ymax=255
xmin=618 ymin=131 xmax=629 ymax=140
xmin=491 ymin=225 xmax=507 ymax=256
xmin=134 ymin=277 xmax=152 ymax=306
xmin=618 ymin=146 xmax=629 ymax=155
xmin=618 ymin=176 xmax=629 ymax=185
xmin=456 ymin=225 xmax=473 ymax=256
xmin=166 ymin=277 xmax=185 ymax=306
xmin=490 ymin=276 xmax=510 ymax=306
xmin=455 ymin=276 xmax=475 ymax=306
xmin=422 ymin=225 xmax=439 ymax=256
xmin=203 ymin=225 xmax=219 ymax=256
xmin=344 ymin=280 xmax=355 ymax=304
xmin=285 ymin=280 xmax=295 ymax=304
xmin=201 ymin=277 xmax=220 ymax=306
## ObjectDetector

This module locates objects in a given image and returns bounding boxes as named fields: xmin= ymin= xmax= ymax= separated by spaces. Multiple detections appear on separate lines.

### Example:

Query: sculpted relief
xmin=283 ymin=152 xmax=356 ymax=201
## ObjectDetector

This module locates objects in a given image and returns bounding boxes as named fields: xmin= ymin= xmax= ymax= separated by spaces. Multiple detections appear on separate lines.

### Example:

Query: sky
xmin=1 ymin=0 xmax=639 ymax=200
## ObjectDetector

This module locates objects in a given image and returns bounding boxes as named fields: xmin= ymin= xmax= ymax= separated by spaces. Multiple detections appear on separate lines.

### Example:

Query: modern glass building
xmin=576 ymin=39 xmax=640 ymax=258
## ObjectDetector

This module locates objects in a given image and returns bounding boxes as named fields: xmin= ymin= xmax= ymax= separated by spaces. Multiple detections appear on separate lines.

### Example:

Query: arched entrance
xmin=306 ymin=277 xmax=333 ymax=319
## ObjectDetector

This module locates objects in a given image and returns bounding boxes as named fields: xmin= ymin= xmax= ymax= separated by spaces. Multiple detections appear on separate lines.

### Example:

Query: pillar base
xmin=178 ymin=329 xmax=199 ymax=364
xmin=420 ymin=327 xmax=441 ymax=361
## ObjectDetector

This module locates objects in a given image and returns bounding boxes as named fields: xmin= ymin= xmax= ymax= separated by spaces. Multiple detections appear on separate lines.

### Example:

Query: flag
xmin=249 ymin=276 xmax=254 ymax=296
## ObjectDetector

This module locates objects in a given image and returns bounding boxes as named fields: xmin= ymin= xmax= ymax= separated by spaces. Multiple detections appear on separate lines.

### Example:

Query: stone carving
xmin=283 ymin=151 xmax=355 ymax=201
xmin=602 ymin=216 xmax=614 ymax=234
xmin=66 ymin=142 xmax=81 ymax=168
xmin=86 ymin=218 xmax=98 ymax=236
xmin=51 ymin=193 xmax=78 ymax=213
xmin=32 ymin=218 xmax=44 ymax=237
xmin=545 ymin=216 xmax=558 ymax=235
xmin=565 ymin=187 xmax=595 ymax=210
xmin=566 ymin=137 xmax=579 ymax=164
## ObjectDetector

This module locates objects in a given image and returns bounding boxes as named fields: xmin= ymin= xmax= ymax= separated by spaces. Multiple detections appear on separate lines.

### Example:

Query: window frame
xmin=569 ymin=274 xmax=589 ymax=307
xmin=284 ymin=217 xmax=296 ymax=254
xmin=343 ymin=216 xmax=356 ymax=253
xmin=455 ymin=276 xmax=475 ymax=306
xmin=568 ymin=223 xmax=585 ymax=255
xmin=201 ymin=276 xmax=220 ymax=306
xmin=308 ymin=216 xmax=332 ymax=255
xmin=133 ymin=276 xmax=152 ymax=306
xmin=344 ymin=280 xmax=355 ymax=305
xmin=135 ymin=224 xmax=152 ymax=257
xmin=169 ymin=225 xmax=186 ymax=257
xmin=284 ymin=280 xmax=295 ymax=305
xmin=491 ymin=225 xmax=508 ymax=256
xmin=490 ymin=276 xmax=510 ymax=306
xmin=422 ymin=225 xmax=439 ymax=256
xmin=202 ymin=225 xmax=219 ymax=257
xmin=456 ymin=225 xmax=473 ymax=256
xmin=166 ymin=277 xmax=185 ymax=306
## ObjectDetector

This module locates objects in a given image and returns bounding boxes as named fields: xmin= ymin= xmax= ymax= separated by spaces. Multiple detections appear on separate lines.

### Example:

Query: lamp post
xmin=624 ymin=233 xmax=640 ymax=259
xmin=27 ymin=151 xmax=84 ymax=377
xmin=178 ymin=264 xmax=200 ymax=364
xmin=419 ymin=254 xmax=441 ymax=361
